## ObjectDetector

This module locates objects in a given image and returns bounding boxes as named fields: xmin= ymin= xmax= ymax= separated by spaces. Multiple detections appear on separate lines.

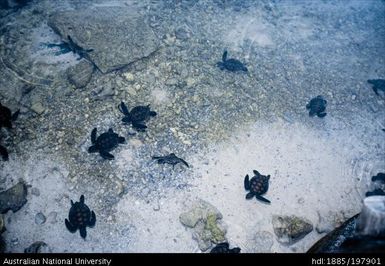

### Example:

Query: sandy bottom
xmin=3 ymin=113 xmax=383 ymax=253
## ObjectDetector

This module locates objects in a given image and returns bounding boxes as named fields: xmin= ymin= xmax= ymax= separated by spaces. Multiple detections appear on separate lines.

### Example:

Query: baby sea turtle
xmin=210 ymin=242 xmax=241 ymax=253
xmin=0 ymin=102 xmax=19 ymax=161
xmin=88 ymin=128 xmax=125 ymax=160
xmin=216 ymin=50 xmax=248 ymax=72
xmin=65 ymin=195 xmax=96 ymax=239
xmin=66 ymin=35 xmax=94 ymax=61
xmin=118 ymin=102 xmax=157 ymax=132
xmin=152 ymin=153 xmax=189 ymax=168
xmin=0 ymin=102 xmax=19 ymax=129
xmin=306 ymin=95 xmax=327 ymax=118
xmin=372 ymin=173 xmax=385 ymax=183
xmin=367 ymin=79 xmax=385 ymax=96
xmin=244 ymin=170 xmax=270 ymax=204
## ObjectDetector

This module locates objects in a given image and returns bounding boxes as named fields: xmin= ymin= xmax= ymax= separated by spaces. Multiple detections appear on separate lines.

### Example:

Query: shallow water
xmin=0 ymin=0 xmax=384 ymax=253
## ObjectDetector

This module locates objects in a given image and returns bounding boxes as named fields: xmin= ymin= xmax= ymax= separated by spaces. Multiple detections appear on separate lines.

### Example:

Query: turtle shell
xmin=130 ymin=106 xmax=151 ymax=122
xmin=249 ymin=175 xmax=269 ymax=195
xmin=224 ymin=59 xmax=247 ymax=72
xmin=307 ymin=96 xmax=327 ymax=115
xmin=95 ymin=131 xmax=120 ymax=151
xmin=68 ymin=201 xmax=92 ymax=228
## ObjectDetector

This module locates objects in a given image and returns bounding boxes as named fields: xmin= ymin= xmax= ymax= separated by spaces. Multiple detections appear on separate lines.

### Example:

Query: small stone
xmin=0 ymin=182 xmax=28 ymax=214
xmin=123 ymin=72 xmax=135 ymax=82
xmin=30 ymin=102 xmax=45 ymax=115
xmin=11 ymin=238 xmax=18 ymax=246
xmin=35 ymin=212 xmax=46 ymax=225
xmin=272 ymin=215 xmax=313 ymax=245
xmin=153 ymin=201 xmax=160 ymax=211
xmin=179 ymin=199 xmax=226 ymax=251
xmin=175 ymin=27 xmax=190 ymax=40
xmin=31 ymin=187 xmax=40 ymax=196
xmin=66 ymin=60 xmax=94 ymax=89
xmin=24 ymin=241 xmax=51 ymax=253
xmin=186 ymin=77 xmax=196 ymax=87
xmin=351 ymin=94 xmax=357 ymax=101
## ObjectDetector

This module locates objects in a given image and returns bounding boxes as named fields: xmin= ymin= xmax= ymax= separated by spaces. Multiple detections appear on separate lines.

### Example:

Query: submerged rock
xmin=308 ymin=197 xmax=385 ymax=253
xmin=180 ymin=199 xmax=226 ymax=251
xmin=24 ymin=241 xmax=51 ymax=253
xmin=272 ymin=215 xmax=313 ymax=245
xmin=0 ymin=182 xmax=28 ymax=214
xmin=48 ymin=7 xmax=160 ymax=73
xmin=66 ymin=60 xmax=95 ymax=89
xmin=308 ymin=214 xmax=358 ymax=253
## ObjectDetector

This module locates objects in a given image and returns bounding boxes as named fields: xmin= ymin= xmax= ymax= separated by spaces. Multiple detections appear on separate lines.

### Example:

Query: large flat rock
xmin=48 ymin=7 xmax=160 ymax=73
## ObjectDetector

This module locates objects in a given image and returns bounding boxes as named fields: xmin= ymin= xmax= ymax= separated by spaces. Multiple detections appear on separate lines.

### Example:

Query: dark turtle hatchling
xmin=119 ymin=101 xmax=157 ymax=132
xmin=210 ymin=242 xmax=241 ymax=253
xmin=0 ymin=102 xmax=19 ymax=161
xmin=0 ymin=102 xmax=19 ymax=129
xmin=244 ymin=170 xmax=270 ymax=204
xmin=88 ymin=128 xmax=125 ymax=160
xmin=367 ymin=79 xmax=385 ymax=96
xmin=216 ymin=50 xmax=248 ymax=72
xmin=372 ymin=173 xmax=385 ymax=183
xmin=65 ymin=195 xmax=96 ymax=239
xmin=306 ymin=95 xmax=327 ymax=118
xmin=152 ymin=153 xmax=189 ymax=168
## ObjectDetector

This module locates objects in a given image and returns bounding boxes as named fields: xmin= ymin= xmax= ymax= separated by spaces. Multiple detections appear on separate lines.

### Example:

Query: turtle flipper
xmin=11 ymin=110 xmax=20 ymax=121
xmin=253 ymin=170 xmax=260 ymax=176
xmin=244 ymin=175 xmax=250 ymax=190
xmin=118 ymin=137 xmax=125 ymax=143
xmin=80 ymin=195 xmax=85 ymax=203
xmin=0 ymin=145 xmax=9 ymax=161
xmin=222 ymin=50 xmax=228 ymax=62
xmin=118 ymin=102 xmax=130 ymax=115
xmin=179 ymin=158 xmax=189 ymax=168
xmin=89 ymin=211 xmax=96 ymax=227
xmin=90 ymin=128 xmax=97 ymax=144
xmin=88 ymin=145 xmax=98 ymax=153
xmin=306 ymin=103 xmax=310 ymax=110
xmin=245 ymin=192 xmax=254 ymax=200
xmin=65 ymin=219 xmax=77 ymax=233
xmin=150 ymin=111 xmax=157 ymax=117
xmin=79 ymin=227 xmax=87 ymax=238
xmin=230 ymin=247 xmax=241 ymax=253
xmin=255 ymin=195 xmax=271 ymax=204
xmin=100 ymin=150 xmax=114 ymax=160
xmin=372 ymin=173 xmax=385 ymax=183
xmin=317 ymin=112 xmax=327 ymax=118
